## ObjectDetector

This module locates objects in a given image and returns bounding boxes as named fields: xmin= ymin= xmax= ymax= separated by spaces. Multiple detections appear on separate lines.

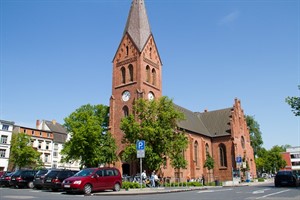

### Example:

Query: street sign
xmin=136 ymin=140 xmax=145 ymax=150
xmin=136 ymin=140 xmax=145 ymax=158
xmin=236 ymin=156 xmax=242 ymax=163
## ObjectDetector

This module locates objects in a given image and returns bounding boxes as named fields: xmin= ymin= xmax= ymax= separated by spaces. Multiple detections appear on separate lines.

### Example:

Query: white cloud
xmin=219 ymin=10 xmax=240 ymax=25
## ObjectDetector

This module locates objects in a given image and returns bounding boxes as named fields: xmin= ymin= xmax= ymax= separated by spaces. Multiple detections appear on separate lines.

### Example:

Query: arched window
xmin=128 ymin=64 xmax=133 ymax=82
xmin=219 ymin=143 xmax=227 ymax=167
xmin=149 ymin=47 xmax=152 ymax=59
xmin=205 ymin=143 xmax=209 ymax=157
xmin=146 ymin=65 xmax=150 ymax=83
xmin=123 ymin=106 xmax=129 ymax=117
xmin=152 ymin=68 xmax=156 ymax=85
xmin=121 ymin=67 xmax=126 ymax=84
xmin=194 ymin=141 xmax=198 ymax=166
xmin=126 ymin=46 xmax=129 ymax=56
xmin=241 ymin=136 xmax=245 ymax=149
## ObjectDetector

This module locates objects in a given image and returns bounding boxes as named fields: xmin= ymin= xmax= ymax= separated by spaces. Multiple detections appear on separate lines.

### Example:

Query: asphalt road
xmin=0 ymin=183 xmax=299 ymax=200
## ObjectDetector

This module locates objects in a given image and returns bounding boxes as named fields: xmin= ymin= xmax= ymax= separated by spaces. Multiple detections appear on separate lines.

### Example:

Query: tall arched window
xmin=146 ymin=65 xmax=150 ymax=83
xmin=194 ymin=141 xmax=198 ymax=166
xmin=205 ymin=143 xmax=209 ymax=157
xmin=152 ymin=68 xmax=156 ymax=85
xmin=219 ymin=143 xmax=227 ymax=167
xmin=123 ymin=106 xmax=129 ymax=117
xmin=128 ymin=64 xmax=133 ymax=82
xmin=121 ymin=67 xmax=126 ymax=84
xmin=241 ymin=136 xmax=245 ymax=149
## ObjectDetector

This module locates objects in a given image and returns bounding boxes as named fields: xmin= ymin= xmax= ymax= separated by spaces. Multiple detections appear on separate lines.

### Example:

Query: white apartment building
xmin=36 ymin=120 xmax=80 ymax=170
xmin=287 ymin=146 xmax=300 ymax=172
xmin=13 ymin=126 xmax=54 ymax=169
xmin=0 ymin=120 xmax=15 ymax=171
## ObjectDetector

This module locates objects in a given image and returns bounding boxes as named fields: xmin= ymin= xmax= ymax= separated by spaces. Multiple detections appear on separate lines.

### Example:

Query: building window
xmin=46 ymin=142 xmax=50 ymax=150
xmin=32 ymin=130 xmax=34 ymax=135
xmin=205 ymin=143 xmax=209 ymax=157
xmin=0 ymin=135 xmax=8 ymax=144
xmin=241 ymin=136 xmax=245 ymax=149
xmin=149 ymin=47 xmax=152 ymax=59
xmin=151 ymin=68 xmax=156 ymax=85
xmin=39 ymin=132 xmax=42 ymax=136
xmin=23 ymin=129 xmax=26 ymax=133
xmin=44 ymin=154 xmax=49 ymax=163
xmin=146 ymin=65 xmax=150 ymax=83
xmin=194 ymin=141 xmax=198 ymax=166
xmin=219 ymin=143 xmax=227 ymax=167
xmin=128 ymin=64 xmax=133 ymax=82
xmin=53 ymin=151 xmax=58 ymax=158
xmin=54 ymin=143 xmax=58 ymax=150
xmin=38 ymin=141 xmax=42 ymax=149
xmin=126 ymin=45 xmax=129 ymax=56
xmin=0 ymin=149 xmax=5 ymax=158
xmin=123 ymin=106 xmax=129 ymax=117
xmin=1 ymin=125 xmax=9 ymax=131
xmin=121 ymin=67 xmax=126 ymax=84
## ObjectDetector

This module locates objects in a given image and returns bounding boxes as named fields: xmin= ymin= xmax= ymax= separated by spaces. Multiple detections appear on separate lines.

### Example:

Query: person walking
xmin=150 ymin=171 xmax=156 ymax=187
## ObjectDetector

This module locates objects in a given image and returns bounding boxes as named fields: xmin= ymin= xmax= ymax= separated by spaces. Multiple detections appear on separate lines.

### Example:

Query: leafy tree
xmin=61 ymin=104 xmax=117 ymax=168
xmin=246 ymin=115 xmax=263 ymax=157
xmin=9 ymin=133 xmax=42 ymax=170
xmin=203 ymin=154 xmax=215 ymax=170
xmin=255 ymin=146 xmax=286 ymax=174
xmin=120 ymin=96 xmax=188 ymax=171
xmin=285 ymin=85 xmax=300 ymax=116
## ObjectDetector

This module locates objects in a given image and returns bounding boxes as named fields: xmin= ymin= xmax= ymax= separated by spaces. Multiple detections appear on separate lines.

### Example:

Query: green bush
xmin=257 ymin=178 xmax=265 ymax=182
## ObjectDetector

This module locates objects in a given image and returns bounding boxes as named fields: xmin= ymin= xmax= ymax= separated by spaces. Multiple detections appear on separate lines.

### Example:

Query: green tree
xmin=286 ymin=85 xmax=300 ymax=116
xmin=120 ymin=96 xmax=188 ymax=171
xmin=203 ymin=154 xmax=215 ymax=170
xmin=255 ymin=146 xmax=286 ymax=174
xmin=246 ymin=115 xmax=263 ymax=157
xmin=61 ymin=104 xmax=117 ymax=168
xmin=9 ymin=133 xmax=42 ymax=170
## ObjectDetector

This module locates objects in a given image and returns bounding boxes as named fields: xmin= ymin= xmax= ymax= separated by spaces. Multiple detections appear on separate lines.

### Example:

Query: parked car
xmin=62 ymin=167 xmax=122 ymax=194
xmin=43 ymin=169 xmax=78 ymax=191
xmin=33 ymin=169 xmax=51 ymax=189
xmin=0 ymin=171 xmax=13 ymax=187
xmin=274 ymin=170 xmax=299 ymax=187
xmin=10 ymin=169 xmax=38 ymax=188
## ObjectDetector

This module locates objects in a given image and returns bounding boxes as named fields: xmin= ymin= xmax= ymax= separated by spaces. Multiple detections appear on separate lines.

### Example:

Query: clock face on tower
xmin=122 ymin=90 xmax=131 ymax=102
xmin=148 ymin=92 xmax=154 ymax=101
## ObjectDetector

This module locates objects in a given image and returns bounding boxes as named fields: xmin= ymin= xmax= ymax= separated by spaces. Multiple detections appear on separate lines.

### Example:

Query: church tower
xmin=109 ymin=0 xmax=162 ymax=174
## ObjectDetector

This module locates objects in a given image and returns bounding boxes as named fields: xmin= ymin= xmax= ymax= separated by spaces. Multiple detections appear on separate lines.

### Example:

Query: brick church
xmin=109 ymin=0 xmax=256 ymax=182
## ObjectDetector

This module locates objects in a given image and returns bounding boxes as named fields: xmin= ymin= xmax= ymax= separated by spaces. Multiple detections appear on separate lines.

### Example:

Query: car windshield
xmin=73 ymin=169 xmax=94 ymax=177
xmin=277 ymin=171 xmax=292 ymax=175
xmin=12 ymin=170 xmax=22 ymax=176
xmin=36 ymin=169 xmax=48 ymax=175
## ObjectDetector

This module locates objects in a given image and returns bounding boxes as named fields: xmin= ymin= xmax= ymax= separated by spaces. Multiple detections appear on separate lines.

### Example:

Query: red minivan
xmin=62 ymin=167 xmax=122 ymax=194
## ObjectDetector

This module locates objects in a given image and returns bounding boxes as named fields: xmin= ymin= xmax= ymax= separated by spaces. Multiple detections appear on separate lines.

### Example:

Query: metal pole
xmin=140 ymin=158 xmax=142 ymax=189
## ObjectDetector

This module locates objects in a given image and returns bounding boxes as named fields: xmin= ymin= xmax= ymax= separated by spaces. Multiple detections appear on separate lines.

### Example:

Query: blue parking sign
xmin=136 ymin=140 xmax=145 ymax=150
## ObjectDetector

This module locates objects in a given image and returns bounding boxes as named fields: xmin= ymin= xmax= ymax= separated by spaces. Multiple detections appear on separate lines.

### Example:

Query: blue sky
xmin=1 ymin=0 xmax=299 ymax=150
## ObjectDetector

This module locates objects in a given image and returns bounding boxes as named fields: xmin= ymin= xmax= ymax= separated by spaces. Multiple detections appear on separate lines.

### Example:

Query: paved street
xmin=0 ymin=182 xmax=299 ymax=200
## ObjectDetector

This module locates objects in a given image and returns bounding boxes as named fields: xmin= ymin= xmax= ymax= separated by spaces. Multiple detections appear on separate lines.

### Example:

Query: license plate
xmin=64 ymin=185 xmax=70 ymax=188
xmin=46 ymin=179 xmax=51 ymax=182
xmin=11 ymin=178 xmax=15 ymax=180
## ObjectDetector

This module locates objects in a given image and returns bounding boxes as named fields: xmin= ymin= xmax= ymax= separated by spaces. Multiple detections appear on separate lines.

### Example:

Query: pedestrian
xmin=141 ymin=170 xmax=147 ymax=181
xmin=150 ymin=171 xmax=156 ymax=187
xmin=202 ymin=174 xmax=205 ymax=185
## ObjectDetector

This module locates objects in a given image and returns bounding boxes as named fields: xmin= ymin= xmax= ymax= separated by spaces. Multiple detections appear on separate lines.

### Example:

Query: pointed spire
xmin=123 ymin=0 xmax=151 ymax=52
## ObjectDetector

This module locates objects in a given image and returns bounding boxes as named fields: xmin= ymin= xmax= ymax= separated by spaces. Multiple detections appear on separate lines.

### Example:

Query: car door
xmin=93 ymin=169 xmax=104 ymax=190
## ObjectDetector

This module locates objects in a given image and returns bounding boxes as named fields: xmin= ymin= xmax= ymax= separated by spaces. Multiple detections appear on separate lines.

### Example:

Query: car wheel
xmin=84 ymin=184 xmax=92 ymax=194
xmin=28 ymin=182 xmax=34 ymax=189
xmin=113 ymin=183 xmax=120 ymax=191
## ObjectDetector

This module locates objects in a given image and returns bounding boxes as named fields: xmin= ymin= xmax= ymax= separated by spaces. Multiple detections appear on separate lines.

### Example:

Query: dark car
xmin=10 ymin=169 xmax=38 ymax=188
xmin=275 ymin=170 xmax=299 ymax=187
xmin=0 ymin=171 xmax=13 ymax=187
xmin=62 ymin=167 xmax=122 ymax=194
xmin=43 ymin=169 xmax=78 ymax=191
xmin=33 ymin=169 xmax=50 ymax=189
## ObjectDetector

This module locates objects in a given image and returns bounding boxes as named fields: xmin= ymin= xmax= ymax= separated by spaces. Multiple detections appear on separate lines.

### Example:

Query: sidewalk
xmin=91 ymin=180 xmax=273 ymax=196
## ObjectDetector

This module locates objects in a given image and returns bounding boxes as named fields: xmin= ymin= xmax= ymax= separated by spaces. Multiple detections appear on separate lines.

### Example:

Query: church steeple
xmin=123 ymin=0 xmax=151 ymax=52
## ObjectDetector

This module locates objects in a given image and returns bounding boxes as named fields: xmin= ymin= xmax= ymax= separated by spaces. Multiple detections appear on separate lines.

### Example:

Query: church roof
xmin=197 ymin=108 xmax=232 ymax=137
xmin=123 ymin=0 xmax=151 ymax=52
xmin=174 ymin=105 xmax=232 ymax=138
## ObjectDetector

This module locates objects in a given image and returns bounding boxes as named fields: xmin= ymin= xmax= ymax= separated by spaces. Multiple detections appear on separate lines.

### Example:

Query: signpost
xmin=136 ymin=140 xmax=145 ymax=188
